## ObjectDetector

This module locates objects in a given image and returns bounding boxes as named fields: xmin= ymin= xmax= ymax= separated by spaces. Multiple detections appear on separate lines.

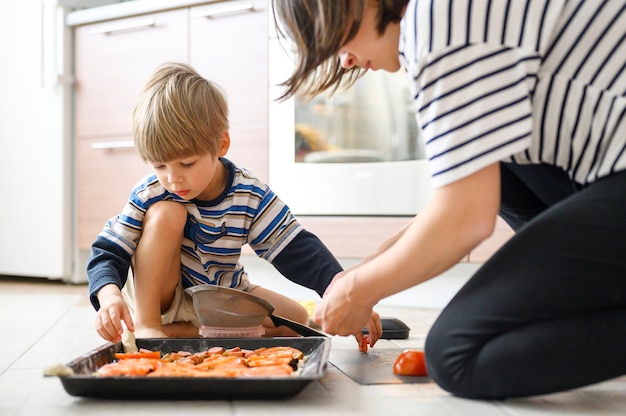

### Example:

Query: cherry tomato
xmin=358 ymin=334 xmax=370 ymax=353
xmin=393 ymin=349 xmax=428 ymax=376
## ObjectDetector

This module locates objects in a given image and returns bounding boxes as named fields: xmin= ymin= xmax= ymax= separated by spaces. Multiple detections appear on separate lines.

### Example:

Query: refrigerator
xmin=0 ymin=1 xmax=75 ymax=281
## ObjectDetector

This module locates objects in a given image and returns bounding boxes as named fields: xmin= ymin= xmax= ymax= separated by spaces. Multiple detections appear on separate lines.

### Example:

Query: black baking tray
xmin=58 ymin=337 xmax=330 ymax=400
xmin=362 ymin=317 xmax=410 ymax=339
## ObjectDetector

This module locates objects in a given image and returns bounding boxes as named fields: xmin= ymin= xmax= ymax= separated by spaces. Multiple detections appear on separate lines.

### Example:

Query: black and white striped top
xmin=399 ymin=0 xmax=626 ymax=188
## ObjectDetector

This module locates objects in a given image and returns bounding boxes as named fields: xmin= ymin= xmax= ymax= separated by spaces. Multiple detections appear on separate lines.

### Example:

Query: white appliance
xmin=268 ymin=37 xmax=434 ymax=216
xmin=0 ymin=1 xmax=76 ymax=281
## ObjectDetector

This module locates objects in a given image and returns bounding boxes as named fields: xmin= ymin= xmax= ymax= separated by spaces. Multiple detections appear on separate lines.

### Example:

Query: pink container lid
xmin=198 ymin=325 xmax=265 ymax=338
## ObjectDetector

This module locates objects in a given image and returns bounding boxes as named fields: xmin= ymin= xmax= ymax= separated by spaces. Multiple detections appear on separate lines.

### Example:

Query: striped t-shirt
xmin=399 ymin=0 xmax=626 ymax=188
xmin=89 ymin=158 xmax=302 ymax=293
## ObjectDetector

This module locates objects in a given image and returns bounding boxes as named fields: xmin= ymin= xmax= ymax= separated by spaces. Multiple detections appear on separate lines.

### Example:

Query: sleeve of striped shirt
xmin=86 ymin=237 xmax=132 ymax=310
xmin=271 ymin=230 xmax=343 ymax=297
xmin=247 ymin=189 xmax=303 ymax=261
xmin=402 ymin=0 xmax=562 ymax=188
xmin=414 ymin=42 xmax=535 ymax=187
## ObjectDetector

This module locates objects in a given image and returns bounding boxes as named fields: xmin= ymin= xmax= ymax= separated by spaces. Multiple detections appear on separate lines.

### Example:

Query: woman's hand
xmin=95 ymin=284 xmax=135 ymax=343
xmin=320 ymin=271 xmax=383 ymax=350
xmin=358 ymin=309 xmax=383 ymax=351
xmin=314 ymin=270 xmax=378 ymax=338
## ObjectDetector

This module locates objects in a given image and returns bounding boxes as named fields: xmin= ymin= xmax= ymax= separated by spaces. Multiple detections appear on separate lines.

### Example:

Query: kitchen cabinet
xmin=74 ymin=8 xmax=189 ymax=249
xmin=74 ymin=9 xmax=189 ymax=139
xmin=189 ymin=0 xmax=269 ymax=182
xmin=73 ymin=1 xmax=269 ymax=250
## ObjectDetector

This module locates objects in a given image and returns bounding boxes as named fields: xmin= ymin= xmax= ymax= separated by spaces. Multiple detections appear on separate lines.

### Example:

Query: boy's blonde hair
xmin=133 ymin=61 xmax=229 ymax=162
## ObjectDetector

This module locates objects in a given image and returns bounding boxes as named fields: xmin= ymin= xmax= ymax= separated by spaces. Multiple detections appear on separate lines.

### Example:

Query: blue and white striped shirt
xmin=87 ymin=158 xmax=339 ymax=309
xmin=399 ymin=0 xmax=626 ymax=188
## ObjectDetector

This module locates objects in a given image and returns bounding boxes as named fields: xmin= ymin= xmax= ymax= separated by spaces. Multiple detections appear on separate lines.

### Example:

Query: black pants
xmin=424 ymin=163 xmax=626 ymax=399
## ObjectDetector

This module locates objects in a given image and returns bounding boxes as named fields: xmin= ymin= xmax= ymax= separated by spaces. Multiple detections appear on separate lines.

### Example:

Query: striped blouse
xmin=399 ymin=0 xmax=626 ymax=188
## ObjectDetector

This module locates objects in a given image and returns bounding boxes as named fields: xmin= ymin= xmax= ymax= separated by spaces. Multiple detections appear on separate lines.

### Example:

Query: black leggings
xmin=424 ymin=163 xmax=626 ymax=399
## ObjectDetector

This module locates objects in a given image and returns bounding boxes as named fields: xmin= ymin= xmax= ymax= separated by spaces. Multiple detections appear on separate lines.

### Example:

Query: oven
xmin=268 ymin=36 xmax=433 ymax=216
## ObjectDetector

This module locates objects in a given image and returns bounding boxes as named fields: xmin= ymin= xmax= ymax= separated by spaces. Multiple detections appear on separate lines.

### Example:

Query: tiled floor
xmin=1 ymin=258 xmax=625 ymax=416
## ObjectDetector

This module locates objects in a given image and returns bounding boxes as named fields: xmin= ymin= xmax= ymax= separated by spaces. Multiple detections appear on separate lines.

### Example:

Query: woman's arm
xmin=314 ymin=163 xmax=501 ymax=335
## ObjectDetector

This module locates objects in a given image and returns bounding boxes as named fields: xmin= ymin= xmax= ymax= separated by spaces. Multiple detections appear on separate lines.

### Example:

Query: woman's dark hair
xmin=272 ymin=0 xmax=408 ymax=100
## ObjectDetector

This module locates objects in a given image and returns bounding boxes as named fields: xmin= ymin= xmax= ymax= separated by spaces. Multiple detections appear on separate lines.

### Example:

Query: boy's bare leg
xmin=132 ymin=201 xmax=187 ymax=338
xmin=161 ymin=322 xmax=200 ymax=338
xmin=249 ymin=286 xmax=310 ymax=337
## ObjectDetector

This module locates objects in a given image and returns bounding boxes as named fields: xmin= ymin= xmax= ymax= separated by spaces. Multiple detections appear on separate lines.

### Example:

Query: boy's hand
xmin=95 ymin=285 xmax=134 ymax=343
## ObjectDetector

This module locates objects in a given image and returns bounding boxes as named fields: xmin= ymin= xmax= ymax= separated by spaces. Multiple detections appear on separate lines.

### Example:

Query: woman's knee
xmin=425 ymin=317 xmax=487 ymax=399
xmin=424 ymin=320 xmax=459 ymax=394
xmin=144 ymin=201 xmax=187 ymax=236
xmin=425 ymin=318 xmax=512 ymax=400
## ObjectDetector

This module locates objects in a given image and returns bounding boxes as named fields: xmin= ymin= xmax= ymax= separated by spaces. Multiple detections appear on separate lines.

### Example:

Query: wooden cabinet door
xmin=76 ymin=137 xmax=152 ymax=249
xmin=75 ymin=8 xmax=189 ymax=249
xmin=74 ymin=9 xmax=189 ymax=139
xmin=189 ymin=0 xmax=269 ymax=182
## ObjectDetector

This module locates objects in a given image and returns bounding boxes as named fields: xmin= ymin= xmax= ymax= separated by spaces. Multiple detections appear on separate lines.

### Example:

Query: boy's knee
xmin=292 ymin=301 xmax=310 ymax=325
xmin=144 ymin=201 xmax=187 ymax=233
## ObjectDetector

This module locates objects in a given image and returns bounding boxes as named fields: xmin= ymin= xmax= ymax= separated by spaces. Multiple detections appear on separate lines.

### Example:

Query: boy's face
xmin=149 ymin=133 xmax=230 ymax=201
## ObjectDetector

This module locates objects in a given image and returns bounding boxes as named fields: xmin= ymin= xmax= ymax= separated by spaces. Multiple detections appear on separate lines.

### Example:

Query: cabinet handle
xmin=193 ymin=2 xmax=255 ymax=19
xmin=91 ymin=140 xmax=135 ymax=150
xmin=90 ymin=19 xmax=156 ymax=35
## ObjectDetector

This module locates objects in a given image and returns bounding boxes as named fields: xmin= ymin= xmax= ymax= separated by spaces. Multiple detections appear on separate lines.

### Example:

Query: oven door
xmin=268 ymin=38 xmax=433 ymax=216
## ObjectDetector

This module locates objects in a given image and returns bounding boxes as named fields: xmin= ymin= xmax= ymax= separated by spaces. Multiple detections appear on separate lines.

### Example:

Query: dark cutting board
xmin=328 ymin=348 xmax=431 ymax=385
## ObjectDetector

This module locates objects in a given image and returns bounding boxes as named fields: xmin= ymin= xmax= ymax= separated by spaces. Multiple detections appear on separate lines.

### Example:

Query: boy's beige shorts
xmin=121 ymin=270 xmax=201 ymax=328
xmin=121 ymin=270 xmax=258 ymax=328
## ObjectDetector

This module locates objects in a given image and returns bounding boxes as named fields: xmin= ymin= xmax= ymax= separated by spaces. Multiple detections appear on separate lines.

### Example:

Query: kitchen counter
xmin=66 ymin=0 xmax=229 ymax=26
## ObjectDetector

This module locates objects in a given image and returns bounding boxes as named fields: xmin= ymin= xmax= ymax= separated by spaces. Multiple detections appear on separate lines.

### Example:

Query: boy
xmin=87 ymin=62 xmax=380 ymax=343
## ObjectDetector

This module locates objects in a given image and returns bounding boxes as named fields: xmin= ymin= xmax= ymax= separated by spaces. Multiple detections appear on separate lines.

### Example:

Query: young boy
xmin=86 ymin=62 xmax=374 ymax=343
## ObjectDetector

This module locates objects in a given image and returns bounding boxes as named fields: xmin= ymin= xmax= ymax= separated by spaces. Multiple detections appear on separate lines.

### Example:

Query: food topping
xmin=96 ymin=345 xmax=305 ymax=378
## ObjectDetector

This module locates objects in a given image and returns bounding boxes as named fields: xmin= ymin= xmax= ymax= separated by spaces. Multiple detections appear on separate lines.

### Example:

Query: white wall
xmin=0 ymin=1 xmax=73 ymax=279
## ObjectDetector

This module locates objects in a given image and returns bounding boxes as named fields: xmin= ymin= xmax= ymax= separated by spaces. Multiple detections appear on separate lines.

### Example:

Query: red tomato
xmin=358 ymin=334 xmax=370 ymax=353
xmin=393 ymin=349 xmax=428 ymax=376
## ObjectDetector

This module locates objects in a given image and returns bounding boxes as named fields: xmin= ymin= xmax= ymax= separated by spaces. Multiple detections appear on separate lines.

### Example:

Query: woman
xmin=271 ymin=0 xmax=626 ymax=399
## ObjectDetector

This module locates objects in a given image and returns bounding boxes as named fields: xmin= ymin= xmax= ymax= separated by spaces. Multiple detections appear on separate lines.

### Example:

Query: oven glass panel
xmin=294 ymin=70 xmax=426 ymax=164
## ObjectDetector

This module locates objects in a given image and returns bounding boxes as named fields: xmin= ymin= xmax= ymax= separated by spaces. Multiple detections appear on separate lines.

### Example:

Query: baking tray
xmin=58 ymin=337 xmax=330 ymax=400
xmin=362 ymin=317 xmax=410 ymax=339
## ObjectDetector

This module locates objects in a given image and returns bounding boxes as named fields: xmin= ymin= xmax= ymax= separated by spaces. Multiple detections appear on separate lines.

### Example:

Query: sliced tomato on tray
xmin=114 ymin=348 xmax=161 ymax=360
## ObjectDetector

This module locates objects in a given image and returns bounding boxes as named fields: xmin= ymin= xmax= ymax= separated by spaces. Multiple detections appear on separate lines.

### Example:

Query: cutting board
xmin=328 ymin=348 xmax=431 ymax=385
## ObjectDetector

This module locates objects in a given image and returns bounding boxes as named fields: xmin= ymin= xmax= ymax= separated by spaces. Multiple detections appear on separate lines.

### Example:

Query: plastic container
xmin=198 ymin=325 xmax=265 ymax=338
